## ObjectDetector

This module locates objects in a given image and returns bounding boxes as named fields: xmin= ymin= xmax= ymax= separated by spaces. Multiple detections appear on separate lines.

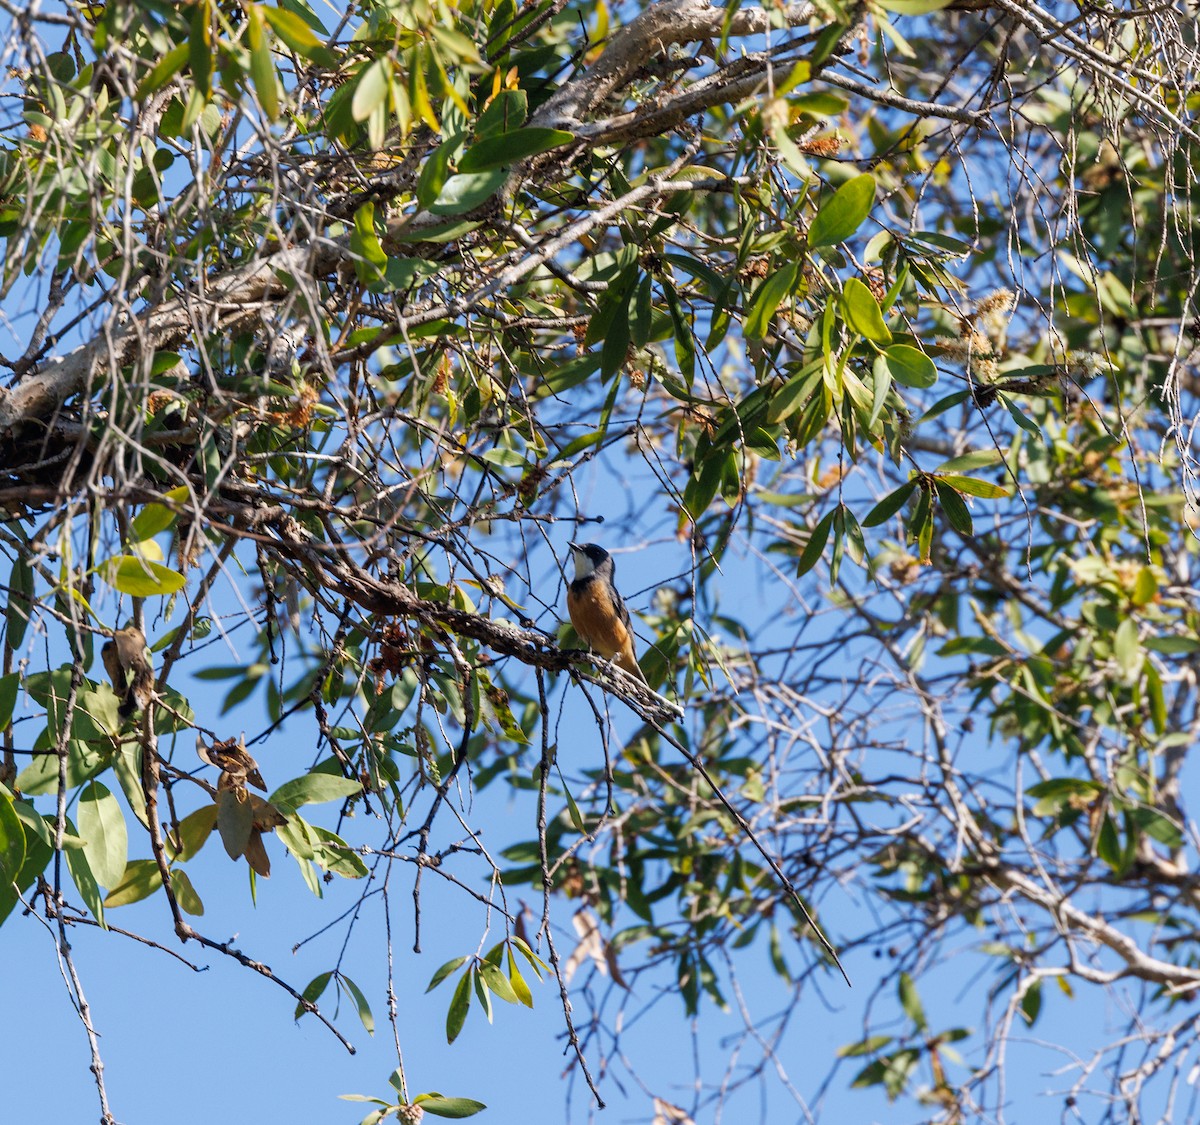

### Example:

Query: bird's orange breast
xmin=567 ymin=578 xmax=630 ymax=659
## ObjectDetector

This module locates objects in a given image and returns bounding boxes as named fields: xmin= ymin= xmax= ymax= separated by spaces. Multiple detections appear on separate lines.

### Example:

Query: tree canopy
xmin=3 ymin=0 xmax=1200 ymax=1121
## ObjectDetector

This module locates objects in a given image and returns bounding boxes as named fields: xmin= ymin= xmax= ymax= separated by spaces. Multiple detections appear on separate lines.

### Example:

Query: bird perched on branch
xmin=566 ymin=542 xmax=646 ymax=683
xmin=101 ymin=625 xmax=154 ymax=718
xmin=198 ymin=735 xmax=267 ymax=791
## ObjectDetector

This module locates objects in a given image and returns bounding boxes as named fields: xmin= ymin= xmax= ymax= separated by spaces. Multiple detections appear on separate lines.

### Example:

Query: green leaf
xmin=563 ymin=782 xmax=586 ymax=833
xmin=77 ymin=781 xmax=128 ymax=888
xmin=551 ymin=430 xmax=607 ymax=464
xmin=1000 ymin=392 xmax=1042 ymax=437
xmin=1019 ymin=979 xmax=1042 ymax=1026
xmin=113 ymin=746 xmax=149 ymax=830
xmin=0 ymin=672 xmax=18 ymax=731
xmin=1144 ymin=657 xmax=1167 ymax=735
xmin=352 ymin=58 xmax=390 ymax=122
xmin=1131 ymin=566 xmax=1157 ymax=607
xmin=877 ymin=0 xmax=953 ymax=11
xmin=101 ymin=858 xmax=163 ymax=901
xmin=938 ymin=636 xmax=1007 ymax=657
xmin=446 ymin=968 xmax=472 ymax=1043
xmin=474 ymin=89 xmax=527 ymax=136
xmin=0 ymin=790 xmax=26 ymax=896
xmin=167 ymin=804 xmax=218 ymax=862
xmin=1026 ymin=777 xmax=1102 ymax=817
xmin=869 ymin=344 xmax=893 ymax=425
xmin=472 ymin=961 xmax=493 ymax=1023
xmin=428 ymin=955 xmax=469 ymax=991
xmin=350 ymin=202 xmax=387 ymax=284
xmin=7 ymin=555 xmax=34 ymax=648
xmin=791 ymin=92 xmax=849 ymax=117
xmin=16 ymin=739 xmax=108 ymax=796
xmin=837 ymin=1035 xmax=895 ymax=1058
xmin=65 ymin=836 xmax=105 ymax=928
xmin=263 ymin=6 xmax=335 ymax=65
xmin=312 ymin=825 xmax=368 ymax=879
xmin=862 ymin=481 xmax=916 ymax=527
xmin=879 ymin=344 xmax=937 ymax=389
xmin=268 ymin=773 xmax=362 ymax=815
xmin=934 ymin=481 xmax=973 ymax=536
xmin=796 ymin=509 xmax=835 ymax=576
xmin=662 ymin=276 xmax=696 ymax=383
xmin=457 ymin=127 xmax=574 ymax=172
xmin=1097 ymin=813 xmax=1123 ymax=872
xmin=0 ymin=813 xmax=50 ymax=925
xmin=247 ymin=6 xmax=279 ymax=120
xmin=102 ymin=556 xmax=187 ymax=596
xmin=479 ymin=961 xmax=520 ymax=1005
xmin=414 ymin=1094 xmax=488 ymax=1118
xmin=1130 ymin=806 xmax=1184 ymax=850
xmin=682 ymin=449 xmax=731 ymax=521
xmin=745 ymin=263 xmax=800 ymax=340
xmin=383 ymin=257 xmax=441 ymax=291
xmin=171 ymin=868 xmax=204 ymax=916
xmin=430 ymin=170 xmax=507 ymax=216
xmin=918 ymin=389 xmax=970 ymax=423
xmin=415 ymin=140 xmax=456 ymax=211
xmin=506 ymin=948 xmax=534 ymax=1007
xmin=130 ymin=485 xmax=189 ymax=541
xmin=511 ymin=936 xmax=548 ymax=977
xmin=808 ymin=173 xmax=876 ymax=249
xmin=339 ymin=973 xmax=376 ymax=1035
xmin=936 ymin=449 xmax=1004 ymax=474
xmin=217 ymin=788 xmax=254 ymax=859
xmin=1144 ymin=636 xmax=1200 ymax=655
xmin=1113 ymin=618 xmax=1140 ymax=676
xmin=897 ymin=971 xmax=927 ymax=1030
xmin=136 ymin=42 xmax=190 ymax=99
xmin=480 ymin=446 xmax=527 ymax=469
xmin=938 ymin=474 xmax=1012 ymax=499
xmin=768 ymin=361 xmax=823 ymax=424
xmin=295 ymin=970 xmax=333 ymax=1020
xmin=840 ymin=278 xmax=892 ymax=344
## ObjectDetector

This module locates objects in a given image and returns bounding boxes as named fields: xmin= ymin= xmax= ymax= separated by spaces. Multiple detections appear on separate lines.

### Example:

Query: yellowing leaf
xmin=247 ymin=6 xmax=279 ymax=121
xmin=104 ymin=859 xmax=163 ymax=907
xmin=101 ymin=556 xmax=187 ymax=596
xmin=352 ymin=58 xmax=391 ymax=123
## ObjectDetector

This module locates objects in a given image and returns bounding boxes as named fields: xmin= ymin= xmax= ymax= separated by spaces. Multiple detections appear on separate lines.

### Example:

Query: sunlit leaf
xmin=840 ymin=278 xmax=892 ymax=343
xmin=878 ymin=344 xmax=936 ymax=389
xmin=78 ymin=781 xmax=127 ymax=888
xmin=104 ymin=858 xmax=163 ymax=908
xmin=414 ymin=1094 xmax=488 ymax=1119
xmin=101 ymin=556 xmax=187 ymax=596
xmin=808 ymin=173 xmax=876 ymax=249
xmin=269 ymin=773 xmax=362 ymax=815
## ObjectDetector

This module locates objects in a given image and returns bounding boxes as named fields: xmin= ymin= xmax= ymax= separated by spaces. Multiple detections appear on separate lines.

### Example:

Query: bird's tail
xmin=119 ymin=666 xmax=154 ymax=717
xmin=618 ymin=650 xmax=647 ymax=684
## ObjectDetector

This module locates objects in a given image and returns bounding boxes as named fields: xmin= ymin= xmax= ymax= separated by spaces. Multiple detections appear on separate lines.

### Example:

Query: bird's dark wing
xmin=101 ymin=641 xmax=124 ymax=695
xmin=611 ymin=584 xmax=632 ymax=629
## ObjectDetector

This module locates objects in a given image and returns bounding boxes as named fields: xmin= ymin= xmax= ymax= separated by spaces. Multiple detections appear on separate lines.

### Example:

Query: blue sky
xmin=1 ymin=520 xmax=1152 ymax=1125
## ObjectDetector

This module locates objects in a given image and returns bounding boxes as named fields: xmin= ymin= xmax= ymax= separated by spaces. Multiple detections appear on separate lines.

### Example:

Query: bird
xmin=101 ymin=625 xmax=154 ymax=718
xmin=197 ymin=734 xmax=267 ymax=791
xmin=566 ymin=542 xmax=646 ymax=683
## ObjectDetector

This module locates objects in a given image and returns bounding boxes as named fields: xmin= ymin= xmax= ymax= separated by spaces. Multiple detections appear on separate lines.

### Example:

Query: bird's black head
xmin=569 ymin=541 xmax=613 ymax=581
